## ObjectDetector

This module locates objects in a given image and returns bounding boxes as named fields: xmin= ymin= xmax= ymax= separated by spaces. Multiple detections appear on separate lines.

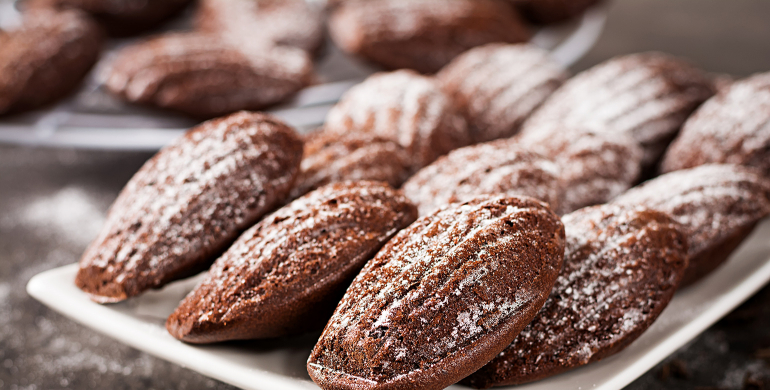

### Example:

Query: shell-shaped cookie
xmin=166 ymin=181 xmax=417 ymax=343
xmin=516 ymin=125 xmax=644 ymax=214
xmin=197 ymin=0 xmax=324 ymax=54
xmin=103 ymin=33 xmax=314 ymax=118
xmin=438 ymin=43 xmax=568 ymax=143
xmin=464 ymin=204 xmax=688 ymax=388
xmin=75 ymin=112 xmax=304 ymax=303
xmin=661 ymin=72 xmax=770 ymax=177
xmin=20 ymin=0 xmax=193 ymax=36
xmin=522 ymin=52 xmax=715 ymax=166
xmin=0 ymin=9 xmax=102 ymax=115
xmin=402 ymin=140 xmax=561 ymax=215
xmin=329 ymin=0 xmax=530 ymax=74
xmin=289 ymin=130 xmax=412 ymax=200
xmin=612 ymin=164 xmax=770 ymax=285
xmin=308 ymin=196 xmax=565 ymax=390
xmin=325 ymin=70 xmax=471 ymax=170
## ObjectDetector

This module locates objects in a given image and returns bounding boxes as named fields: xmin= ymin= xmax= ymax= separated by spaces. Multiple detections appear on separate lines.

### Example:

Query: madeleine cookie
xmin=438 ymin=43 xmax=568 ymax=143
xmin=325 ymin=70 xmax=471 ymax=170
xmin=0 ymin=9 xmax=101 ymax=115
xmin=308 ymin=196 xmax=565 ymax=390
xmin=167 ymin=181 xmax=417 ymax=343
xmin=661 ymin=72 xmax=770 ymax=177
xmin=328 ymin=0 xmax=530 ymax=74
xmin=289 ymin=131 xmax=412 ymax=200
xmin=76 ymin=112 xmax=304 ymax=303
xmin=522 ymin=52 xmax=715 ymax=167
xmin=103 ymin=33 xmax=314 ymax=118
xmin=464 ymin=204 xmax=688 ymax=387
xmin=402 ymin=140 xmax=561 ymax=215
xmin=612 ymin=164 xmax=770 ymax=286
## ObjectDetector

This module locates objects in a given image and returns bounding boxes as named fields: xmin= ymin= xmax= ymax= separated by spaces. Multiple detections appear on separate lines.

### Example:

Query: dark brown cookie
xmin=0 ymin=9 xmax=102 ymax=115
xmin=289 ymin=130 xmax=412 ymax=200
xmin=20 ymin=0 xmax=192 ymax=36
xmin=307 ymin=196 xmax=565 ymax=390
xmin=464 ymin=204 xmax=688 ymax=388
xmin=661 ymin=72 xmax=770 ymax=178
xmin=103 ymin=33 xmax=314 ymax=118
xmin=328 ymin=0 xmax=530 ymax=74
xmin=166 ymin=181 xmax=417 ymax=343
xmin=516 ymin=125 xmax=644 ymax=214
xmin=612 ymin=164 xmax=770 ymax=286
xmin=521 ymin=52 xmax=716 ymax=167
xmin=197 ymin=0 xmax=324 ymax=54
xmin=76 ymin=112 xmax=304 ymax=303
xmin=402 ymin=140 xmax=561 ymax=215
xmin=437 ymin=43 xmax=568 ymax=143
xmin=512 ymin=0 xmax=603 ymax=24
xmin=324 ymin=70 xmax=472 ymax=170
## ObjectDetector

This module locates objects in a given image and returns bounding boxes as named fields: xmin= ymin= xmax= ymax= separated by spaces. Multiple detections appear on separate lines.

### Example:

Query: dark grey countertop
xmin=2 ymin=0 xmax=770 ymax=389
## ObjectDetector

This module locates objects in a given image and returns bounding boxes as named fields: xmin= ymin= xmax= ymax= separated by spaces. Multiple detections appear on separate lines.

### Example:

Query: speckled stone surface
xmin=2 ymin=0 xmax=770 ymax=389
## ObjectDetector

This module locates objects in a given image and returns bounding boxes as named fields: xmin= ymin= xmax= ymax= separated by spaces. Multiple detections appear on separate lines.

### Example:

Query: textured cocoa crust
xmin=0 ymin=9 xmax=102 ymax=116
xmin=75 ymin=112 xmax=304 ymax=303
xmin=661 ymin=72 xmax=770 ymax=178
xmin=437 ymin=43 xmax=568 ymax=143
xmin=402 ymin=140 xmax=561 ymax=216
xmin=521 ymin=52 xmax=716 ymax=168
xmin=196 ymin=0 xmax=324 ymax=54
xmin=307 ymin=196 xmax=565 ymax=390
xmin=328 ymin=0 xmax=530 ymax=74
xmin=289 ymin=130 xmax=412 ymax=200
xmin=463 ymin=204 xmax=688 ymax=388
xmin=612 ymin=164 xmax=770 ymax=286
xmin=166 ymin=181 xmax=417 ymax=343
xmin=515 ymin=125 xmax=644 ymax=214
xmin=325 ymin=70 xmax=471 ymax=171
xmin=513 ymin=0 xmax=603 ymax=24
xmin=103 ymin=33 xmax=314 ymax=119
xmin=20 ymin=0 xmax=192 ymax=36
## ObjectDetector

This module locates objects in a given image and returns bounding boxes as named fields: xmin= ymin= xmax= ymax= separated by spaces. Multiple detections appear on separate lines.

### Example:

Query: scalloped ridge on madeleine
xmin=307 ymin=196 xmax=565 ymax=390
xmin=166 ymin=181 xmax=418 ymax=342
xmin=76 ymin=112 xmax=304 ymax=303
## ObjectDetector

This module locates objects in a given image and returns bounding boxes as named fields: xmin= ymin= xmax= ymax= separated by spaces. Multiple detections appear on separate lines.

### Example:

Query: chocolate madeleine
xmin=308 ymin=196 xmax=565 ymax=390
xmin=328 ymin=0 xmax=530 ymax=74
xmin=167 ymin=181 xmax=417 ymax=342
xmin=289 ymin=131 xmax=412 ymax=200
xmin=661 ymin=72 xmax=770 ymax=178
xmin=325 ymin=70 xmax=471 ymax=171
xmin=516 ymin=125 xmax=644 ymax=214
xmin=464 ymin=204 xmax=688 ymax=388
xmin=0 ymin=9 xmax=102 ymax=115
xmin=521 ymin=52 xmax=715 ymax=167
xmin=103 ymin=33 xmax=314 ymax=118
xmin=438 ymin=43 xmax=568 ymax=143
xmin=402 ymin=140 xmax=561 ymax=215
xmin=76 ymin=112 xmax=304 ymax=303
xmin=612 ymin=164 xmax=770 ymax=286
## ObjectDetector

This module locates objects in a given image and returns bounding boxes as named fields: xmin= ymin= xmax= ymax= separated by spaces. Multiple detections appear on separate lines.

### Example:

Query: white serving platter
xmin=27 ymin=218 xmax=770 ymax=390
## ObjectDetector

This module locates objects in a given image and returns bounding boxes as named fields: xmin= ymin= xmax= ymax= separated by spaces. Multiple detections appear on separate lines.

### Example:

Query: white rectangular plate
xmin=27 ymin=218 xmax=770 ymax=390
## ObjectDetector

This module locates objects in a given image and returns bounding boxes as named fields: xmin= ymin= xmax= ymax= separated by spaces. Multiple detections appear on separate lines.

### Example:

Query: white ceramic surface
xmin=27 ymin=218 xmax=770 ymax=390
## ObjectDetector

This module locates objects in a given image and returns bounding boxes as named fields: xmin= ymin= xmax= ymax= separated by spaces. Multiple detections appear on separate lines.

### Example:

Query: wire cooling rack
xmin=0 ymin=1 xmax=608 ymax=151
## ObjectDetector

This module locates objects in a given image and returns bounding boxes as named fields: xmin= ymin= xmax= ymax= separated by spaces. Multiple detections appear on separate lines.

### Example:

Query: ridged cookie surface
xmin=402 ymin=140 xmax=561 ymax=215
xmin=308 ymin=196 xmax=565 ymax=390
xmin=661 ymin=72 xmax=770 ymax=177
xmin=167 ymin=181 xmax=417 ymax=343
xmin=76 ymin=112 xmax=303 ymax=303
xmin=438 ymin=43 xmax=568 ymax=143
xmin=464 ymin=204 xmax=688 ymax=388
xmin=325 ymin=70 xmax=471 ymax=170
xmin=612 ymin=164 xmax=770 ymax=285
